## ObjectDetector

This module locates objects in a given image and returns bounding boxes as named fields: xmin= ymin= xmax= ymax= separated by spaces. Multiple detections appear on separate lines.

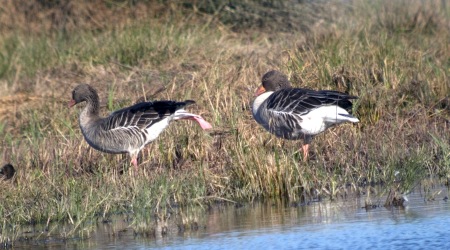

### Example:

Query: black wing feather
xmin=101 ymin=100 xmax=194 ymax=131
xmin=266 ymin=88 xmax=357 ymax=115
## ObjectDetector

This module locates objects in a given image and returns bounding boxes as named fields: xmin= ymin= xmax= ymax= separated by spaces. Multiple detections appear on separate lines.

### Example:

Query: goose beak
xmin=255 ymin=86 xmax=266 ymax=96
xmin=68 ymin=99 xmax=76 ymax=108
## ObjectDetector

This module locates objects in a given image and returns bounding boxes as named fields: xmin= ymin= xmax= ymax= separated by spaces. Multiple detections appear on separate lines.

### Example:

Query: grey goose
xmin=69 ymin=84 xmax=212 ymax=169
xmin=252 ymin=70 xmax=359 ymax=160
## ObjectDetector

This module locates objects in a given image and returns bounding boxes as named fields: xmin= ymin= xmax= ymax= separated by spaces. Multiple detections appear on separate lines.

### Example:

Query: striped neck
xmin=79 ymin=95 xmax=101 ymax=129
xmin=84 ymin=94 xmax=100 ymax=117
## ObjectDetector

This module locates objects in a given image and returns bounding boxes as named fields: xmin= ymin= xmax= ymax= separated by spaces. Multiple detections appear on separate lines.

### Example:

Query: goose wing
xmin=101 ymin=100 xmax=193 ymax=131
xmin=261 ymin=88 xmax=357 ymax=133
xmin=266 ymin=88 xmax=357 ymax=116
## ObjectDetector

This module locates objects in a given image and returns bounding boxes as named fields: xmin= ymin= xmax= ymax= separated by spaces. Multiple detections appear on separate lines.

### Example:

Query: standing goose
xmin=252 ymin=70 xmax=359 ymax=160
xmin=69 ymin=84 xmax=212 ymax=169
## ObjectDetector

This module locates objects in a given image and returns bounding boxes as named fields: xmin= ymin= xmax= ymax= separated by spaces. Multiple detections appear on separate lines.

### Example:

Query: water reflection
xmin=12 ymin=187 xmax=450 ymax=249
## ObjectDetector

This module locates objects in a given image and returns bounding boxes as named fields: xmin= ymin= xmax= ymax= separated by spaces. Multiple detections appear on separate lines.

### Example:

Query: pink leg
xmin=302 ymin=144 xmax=310 ymax=161
xmin=180 ymin=116 xmax=212 ymax=130
xmin=131 ymin=157 xmax=138 ymax=170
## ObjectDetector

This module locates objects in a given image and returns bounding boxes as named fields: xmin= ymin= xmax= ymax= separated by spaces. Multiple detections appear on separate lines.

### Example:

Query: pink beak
xmin=68 ymin=99 xmax=76 ymax=108
xmin=255 ymin=86 xmax=266 ymax=96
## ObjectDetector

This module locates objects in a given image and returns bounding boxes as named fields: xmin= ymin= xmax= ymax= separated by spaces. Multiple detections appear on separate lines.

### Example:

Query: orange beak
xmin=68 ymin=99 xmax=76 ymax=108
xmin=255 ymin=85 xmax=266 ymax=96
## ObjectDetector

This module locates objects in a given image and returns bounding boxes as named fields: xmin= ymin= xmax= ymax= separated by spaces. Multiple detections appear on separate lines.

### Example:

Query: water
xmin=13 ymin=187 xmax=450 ymax=249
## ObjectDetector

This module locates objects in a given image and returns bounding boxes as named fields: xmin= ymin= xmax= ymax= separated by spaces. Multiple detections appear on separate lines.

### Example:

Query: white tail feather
xmin=337 ymin=113 xmax=359 ymax=123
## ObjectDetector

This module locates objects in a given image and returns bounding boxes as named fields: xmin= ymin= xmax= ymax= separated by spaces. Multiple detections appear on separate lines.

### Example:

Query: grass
xmin=1 ymin=0 xmax=450 ymax=246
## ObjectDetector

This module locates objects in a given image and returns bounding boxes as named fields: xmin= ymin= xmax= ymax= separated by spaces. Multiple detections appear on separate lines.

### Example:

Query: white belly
xmin=300 ymin=105 xmax=354 ymax=135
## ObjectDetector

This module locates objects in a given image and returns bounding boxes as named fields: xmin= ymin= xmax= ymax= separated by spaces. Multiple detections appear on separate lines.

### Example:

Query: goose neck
xmin=79 ymin=95 xmax=101 ymax=127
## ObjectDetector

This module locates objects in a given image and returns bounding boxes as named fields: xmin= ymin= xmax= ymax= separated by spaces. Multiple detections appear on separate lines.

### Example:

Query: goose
xmin=0 ymin=163 xmax=15 ymax=180
xmin=69 ymin=84 xmax=212 ymax=169
xmin=252 ymin=70 xmax=359 ymax=160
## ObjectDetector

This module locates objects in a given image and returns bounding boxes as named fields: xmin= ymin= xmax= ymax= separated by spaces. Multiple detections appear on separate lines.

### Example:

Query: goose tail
xmin=338 ymin=113 xmax=360 ymax=123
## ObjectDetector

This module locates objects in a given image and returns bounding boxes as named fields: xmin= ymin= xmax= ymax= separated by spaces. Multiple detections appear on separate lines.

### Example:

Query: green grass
xmin=1 ymin=0 xmax=450 ymax=245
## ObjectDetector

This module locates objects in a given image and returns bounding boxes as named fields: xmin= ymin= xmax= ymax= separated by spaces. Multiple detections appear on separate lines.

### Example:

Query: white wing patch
xmin=144 ymin=117 xmax=171 ymax=143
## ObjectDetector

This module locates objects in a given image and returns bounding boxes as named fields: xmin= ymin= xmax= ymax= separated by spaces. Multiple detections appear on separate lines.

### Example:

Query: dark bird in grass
xmin=0 ymin=163 xmax=15 ymax=180
xmin=252 ymin=70 xmax=359 ymax=160
xmin=69 ymin=84 xmax=212 ymax=169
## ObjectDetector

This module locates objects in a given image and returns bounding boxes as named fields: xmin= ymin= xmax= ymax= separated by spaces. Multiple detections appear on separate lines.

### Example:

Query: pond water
xmin=12 ymin=186 xmax=450 ymax=250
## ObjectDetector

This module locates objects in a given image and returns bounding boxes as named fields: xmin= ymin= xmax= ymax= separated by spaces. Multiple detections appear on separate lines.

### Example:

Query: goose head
xmin=255 ymin=70 xmax=292 ymax=96
xmin=68 ymin=84 xmax=99 ymax=107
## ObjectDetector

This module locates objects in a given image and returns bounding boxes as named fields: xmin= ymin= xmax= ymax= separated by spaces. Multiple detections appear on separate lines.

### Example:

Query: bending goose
xmin=252 ymin=70 xmax=359 ymax=160
xmin=69 ymin=84 xmax=212 ymax=169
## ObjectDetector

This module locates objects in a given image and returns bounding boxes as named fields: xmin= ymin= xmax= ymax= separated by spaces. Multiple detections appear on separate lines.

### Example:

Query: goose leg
xmin=178 ymin=115 xmax=212 ymax=130
xmin=131 ymin=157 xmax=138 ymax=170
xmin=302 ymin=135 xmax=313 ymax=161
xmin=302 ymin=144 xmax=310 ymax=161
